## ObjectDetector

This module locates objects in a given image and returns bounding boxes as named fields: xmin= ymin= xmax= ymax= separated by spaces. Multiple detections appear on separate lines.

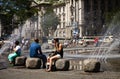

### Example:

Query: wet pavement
xmin=0 ymin=44 xmax=120 ymax=79
xmin=0 ymin=67 xmax=120 ymax=79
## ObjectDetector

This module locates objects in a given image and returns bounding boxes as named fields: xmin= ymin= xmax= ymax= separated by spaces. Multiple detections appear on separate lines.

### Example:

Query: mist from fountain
xmin=88 ymin=12 xmax=120 ymax=63
xmin=0 ymin=34 xmax=20 ymax=55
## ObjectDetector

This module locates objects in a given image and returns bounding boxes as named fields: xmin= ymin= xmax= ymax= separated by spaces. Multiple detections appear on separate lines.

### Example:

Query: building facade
xmin=1 ymin=0 xmax=119 ymax=39
xmin=53 ymin=0 xmax=120 ymax=38
xmin=53 ymin=0 xmax=84 ymax=39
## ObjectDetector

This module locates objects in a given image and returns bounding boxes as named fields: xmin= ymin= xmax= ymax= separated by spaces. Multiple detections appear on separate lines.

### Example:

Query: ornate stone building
xmin=53 ymin=0 xmax=120 ymax=38
xmin=53 ymin=0 xmax=84 ymax=38
xmin=1 ymin=0 xmax=119 ymax=39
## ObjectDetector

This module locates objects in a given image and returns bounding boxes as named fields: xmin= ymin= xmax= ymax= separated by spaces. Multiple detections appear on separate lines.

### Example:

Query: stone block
xmin=0 ymin=60 xmax=7 ymax=69
xmin=83 ymin=59 xmax=101 ymax=72
xmin=26 ymin=58 xmax=41 ymax=69
xmin=55 ymin=59 xmax=70 ymax=71
xmin=15 ymin=56 xmax=27 ymax=66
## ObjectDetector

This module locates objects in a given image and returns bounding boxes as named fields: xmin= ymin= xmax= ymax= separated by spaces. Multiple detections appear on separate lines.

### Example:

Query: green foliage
xmin=41 ymin=12 xmax=60 ymax=36
xmin=111 ymin=11 xmax=120 ymax=25
xmin=0 ymin=0 xmax=60 ymax=35
xmin=0 ymin=0 xmax=38 ymax=23
xmin=0 ymin=0 xmax=38 ymax=34
xmin=105 ymin=7 xmax=120 ymax=24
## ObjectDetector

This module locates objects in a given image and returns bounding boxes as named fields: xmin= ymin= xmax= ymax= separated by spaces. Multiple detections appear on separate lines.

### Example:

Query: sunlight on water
xmin=88 ymin=12 xmax=120 ymax=63
xmin=0 ymin=34 xmax=20 ymax=55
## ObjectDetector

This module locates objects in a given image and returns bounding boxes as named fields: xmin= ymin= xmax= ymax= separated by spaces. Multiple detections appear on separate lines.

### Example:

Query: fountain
xmin=0 ymin=34 xmax=20 ymax=54
xmin=0 ymin=8 xmax=120 ymax=72
xmin=65 ymin=12 xmax=120 ymax=72
xmin=0 ymin=34 xmax=21 ymax=69
xmin=83 ymin=12 xmax=120 ymax=72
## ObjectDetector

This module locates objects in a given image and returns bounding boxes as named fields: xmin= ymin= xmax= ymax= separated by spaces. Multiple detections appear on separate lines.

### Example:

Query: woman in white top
xmin=8 ymin=41 xmax=21 ymax=64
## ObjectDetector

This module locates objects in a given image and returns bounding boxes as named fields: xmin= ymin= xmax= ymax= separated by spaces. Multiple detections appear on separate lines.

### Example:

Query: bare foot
xmin=46 ymin=69 xmax=51 ymax=72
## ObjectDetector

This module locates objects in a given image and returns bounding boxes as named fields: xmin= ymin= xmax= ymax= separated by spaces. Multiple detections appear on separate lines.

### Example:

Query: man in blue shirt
xmin=30 ymin=38 xmax=47 ymax=68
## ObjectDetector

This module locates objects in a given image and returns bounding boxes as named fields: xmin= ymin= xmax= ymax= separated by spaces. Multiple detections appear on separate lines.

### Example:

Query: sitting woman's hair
xmin=15 ymin=41 xmax=19 ymax=45
xmin=54 ymin=38 xmax=59 ymax=42
xmin=34 ymin=38 xmax=39 ymax=43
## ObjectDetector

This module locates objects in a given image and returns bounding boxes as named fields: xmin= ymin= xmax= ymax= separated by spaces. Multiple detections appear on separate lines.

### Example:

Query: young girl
xmin=8 ymin=41 xmax=21 ymax=64
xmin=46 ymin=38 xmax=63 ymax=72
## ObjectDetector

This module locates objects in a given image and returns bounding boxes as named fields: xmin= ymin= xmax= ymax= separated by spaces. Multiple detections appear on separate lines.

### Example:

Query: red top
xmin=94 ymin=37 xmax=99 ymax=43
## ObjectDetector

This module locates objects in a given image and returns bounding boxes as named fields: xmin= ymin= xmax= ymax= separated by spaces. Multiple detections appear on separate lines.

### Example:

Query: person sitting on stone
xmin=8 ymin=40 xmax=21 ymax=64
xmin=46 ymin=38 xmax=63 ymax=72
xmin=29 ymin=38 xmax=47 ymax=68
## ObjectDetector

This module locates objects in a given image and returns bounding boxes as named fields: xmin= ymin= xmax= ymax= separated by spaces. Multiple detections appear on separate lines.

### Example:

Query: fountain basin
xmin=106 ymin=57 xmax=120 ymax=71
xmin=65 ymin=54 xmax=120 ymax=71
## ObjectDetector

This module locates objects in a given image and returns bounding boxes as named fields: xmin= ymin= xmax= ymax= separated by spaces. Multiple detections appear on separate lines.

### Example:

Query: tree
xmin=41 ymin=9 xmax=60 ymax=36
xmin=104 ymin=4 xmax=120 ymax=24
xmin=0 ymin=0 xmax=38 ymax=35
xmin=33 ymin=0 xmax=60 ymax=36
xmin=0 ymin=0 xmax=60 ymax=36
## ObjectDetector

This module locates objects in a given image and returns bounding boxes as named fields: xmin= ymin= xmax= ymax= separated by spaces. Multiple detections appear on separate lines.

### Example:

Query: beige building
xmin=53 ymin=0 xmax=120 ymax=38
xmin=53 ymin=0 xmax=84 ymax=39
xmin=5 ymin=0 xmax=119 ymax=39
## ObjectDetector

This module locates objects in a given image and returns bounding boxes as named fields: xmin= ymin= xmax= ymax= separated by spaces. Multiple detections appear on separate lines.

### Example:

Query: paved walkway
xmin=0 ymin=67 xmax=120 ymax=79
xmin=0 ymin=46 xmax=120 ymax=79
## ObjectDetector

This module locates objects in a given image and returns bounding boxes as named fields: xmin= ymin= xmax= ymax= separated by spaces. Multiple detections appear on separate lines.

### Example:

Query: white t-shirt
xmin=15 ymin=45 xmax=21 ymax=55
xmin=22 ymin=39 xmax=25 ymax=44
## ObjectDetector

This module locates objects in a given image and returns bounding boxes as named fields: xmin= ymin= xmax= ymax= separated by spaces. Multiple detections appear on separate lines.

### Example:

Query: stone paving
xmin=0 ymin=67 xmax=120 ymax=79
xmin=0 ymin=45 xmax=120 ymax=79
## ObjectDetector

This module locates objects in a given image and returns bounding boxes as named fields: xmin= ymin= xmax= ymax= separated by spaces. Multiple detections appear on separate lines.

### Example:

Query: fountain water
xmin=86 ymin=12 xmax=120 ymax=71
xmin=91 ymin=12 xmax=120 ymax=58
xmin=65 ymin=12 xmax=120 ymax=71
xmin=0 ymin=34 xmax=20 ymax=55
xmin=0 ymin=34 xmax=21 ymax=69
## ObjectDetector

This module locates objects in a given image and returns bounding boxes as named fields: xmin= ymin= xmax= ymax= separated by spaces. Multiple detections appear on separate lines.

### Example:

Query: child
xmin=8 ymin=41 xmax=21 ymax=64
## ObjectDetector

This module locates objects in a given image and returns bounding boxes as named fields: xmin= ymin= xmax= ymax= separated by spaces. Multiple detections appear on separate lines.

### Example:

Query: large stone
xmin=15 ymin=56 xmax=27 ymax=66
xmin=83 ymin=59 xmax=101 ymax=72
xmin=26 ymin=58 xmax=41 ymax=69
xmin=55 ymin=59 xmax=70 ymax=71
xmin=0 ymin=60 xmax=7 ymax=70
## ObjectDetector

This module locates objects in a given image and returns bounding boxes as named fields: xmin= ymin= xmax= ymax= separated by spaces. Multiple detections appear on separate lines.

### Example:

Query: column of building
xmin=90 ymin=0 xmax=93 ymax=29
xmin=0 ymin=20 xmax=1 ymax=37
xmin=57 ymin=7 xmax=60 ymax=37
xmin=61 ymin=6 xmax=64 ymax=37
xmin=97 ymin=0 xmax=102 ymax=35
xmin=65 ymin=0 xmax=72 ymax=38
xmin=78 ymin=0 xmax=84 ymax=37
xmin=38 ymin=8 xmax=44 ymax=38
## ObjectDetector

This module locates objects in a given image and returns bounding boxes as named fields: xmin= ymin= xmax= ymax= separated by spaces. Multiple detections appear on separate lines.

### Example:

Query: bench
xmin=14 ymin=56 xmax=70 ymax=71
xmin=55 ymin=59 xmax=70 ymax=71
xmin=14 ymin=56 xmax=27 ymax=66
xmin=25 ymin=58 xmax=42 ymax=69
xmin=46 ymin=58 xmax=70 ymax=71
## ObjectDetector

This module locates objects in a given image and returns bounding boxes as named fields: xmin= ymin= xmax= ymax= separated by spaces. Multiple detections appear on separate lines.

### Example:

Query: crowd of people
xmin=7 ymin=38 xmax=63 ymax=72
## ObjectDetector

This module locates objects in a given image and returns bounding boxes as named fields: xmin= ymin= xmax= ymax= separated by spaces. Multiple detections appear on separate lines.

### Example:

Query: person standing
xmin=8 ymin=41 xmax=21 ymax=64
xmin=21 ymin=37 xmax=25 ymax=48
xmin=29 ymin=38 xmax=47 ymax=68
xmin=94 ymin=37 xmax=99 ymax=47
